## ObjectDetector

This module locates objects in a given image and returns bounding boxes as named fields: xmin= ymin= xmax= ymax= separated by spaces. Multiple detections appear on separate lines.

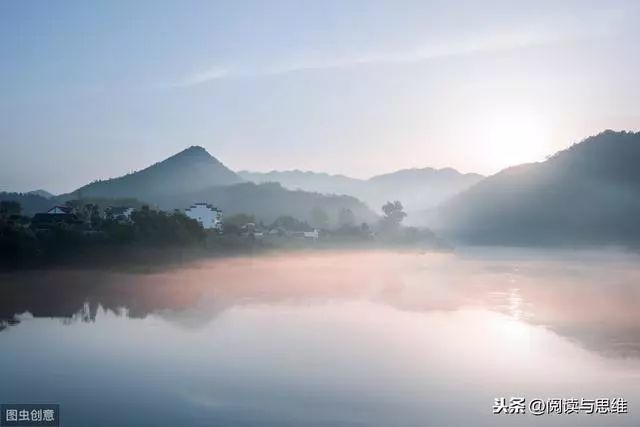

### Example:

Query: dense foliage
xmin=0 ymin=195 xmax=444 ymax=270
xmin=0 ymin=203 xmax=205 ymax=269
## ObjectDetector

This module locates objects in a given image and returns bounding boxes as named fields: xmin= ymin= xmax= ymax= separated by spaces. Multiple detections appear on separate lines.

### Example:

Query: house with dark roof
xmin=31 ymin=207 xmax=82 ymax=230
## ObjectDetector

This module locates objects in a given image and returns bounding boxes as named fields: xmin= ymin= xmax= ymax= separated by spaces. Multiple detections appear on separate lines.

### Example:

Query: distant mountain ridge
xmin=238 ymin=170 xmax=360 ymax=195
xmin=27 ymin=189 xmax=54 ymax=199
xmin=45 ymin=146 xmax=378 ymax=225
xmin=4 ymin=131 xmax=639 ymax=246
xmin=5 ymin=145 xmax=482 ymax=223
xmin=154 ymin=181 xmax=377 ymax=225
xmin=434 ymin=130 xmax=640 ymax=246
xmin=65 ymin=146 xmax=243 ymax=200
xmin=0 ymin=192 xmax=58 ymax=216
xmin=363 ymin=167 xmax=484 ymax=216
xmin=239 ymin=167 xmax=484 ymax=216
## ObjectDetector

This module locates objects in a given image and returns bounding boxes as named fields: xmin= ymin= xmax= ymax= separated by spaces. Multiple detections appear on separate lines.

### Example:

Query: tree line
xmin=0 ymin=201 xmax=205 ymax=268
xmin=0 ymin=199 xmax=441 ymax=269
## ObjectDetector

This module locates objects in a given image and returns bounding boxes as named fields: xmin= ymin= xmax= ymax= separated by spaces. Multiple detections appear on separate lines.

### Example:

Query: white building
xmin=303 ymin=229 xmax=319 ymax=240
xmin=289 ymin=229 xmax=320 ymax=240
xmin=185 ymin=203 xmax=223 ymax=231
xmin=106 ymin=206 xmax=135 ymax=223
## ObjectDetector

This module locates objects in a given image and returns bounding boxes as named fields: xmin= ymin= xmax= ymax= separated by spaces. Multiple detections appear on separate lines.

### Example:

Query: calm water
xmin=1 ymin=249 xmax=639 ymax=426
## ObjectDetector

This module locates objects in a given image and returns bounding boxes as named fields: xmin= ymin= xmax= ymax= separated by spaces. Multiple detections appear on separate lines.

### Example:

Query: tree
xmin=224 ymin=213 xmax=255 ymax=227
xmin=337 ymin=207 xmax=355 ymax=228
xmin=381 ymin=201 xmax=407 ymax=226
xmin=271 ymin=215 xmax=311 ymax=231
xmin=0 ymin=220 xmax=40 ymax=268
xmin=64 ymin=199 xmax=81 ymax=212
xmin=130 ymin=206 xmax=205 ymax=246
xmin=223 ymin=213 xmax=255 ymax=235
xmin=310 ymin=207 xmax=329 ymax=229
xmin=378 ymin=201 xmax=407 ymax=237
xmin=0 ymin=201 xmax=21 ymax=218
xmin=88 ymin=204 xmax=101 ymax=228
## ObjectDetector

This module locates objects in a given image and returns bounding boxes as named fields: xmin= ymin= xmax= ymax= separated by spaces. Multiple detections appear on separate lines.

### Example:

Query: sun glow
xmin=473 ymin=107 xmax=552 ymax=172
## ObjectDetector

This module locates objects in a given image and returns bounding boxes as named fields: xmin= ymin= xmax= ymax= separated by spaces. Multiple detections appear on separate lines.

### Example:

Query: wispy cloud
xmin=263 ymin=29 xmax=562 ymax=75
xmin=175 ymin=65 xmax=229 ymax=87
xmin=174 ymin=15 xmax=620 ymax=88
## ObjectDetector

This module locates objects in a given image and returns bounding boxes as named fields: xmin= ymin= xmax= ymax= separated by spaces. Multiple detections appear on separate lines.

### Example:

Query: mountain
xmin=0 ymin=192 xmax=57 ymax=216
xmin=239 ymin=167 xmax=484 ymax=217
xmin=434 ymin=130 xmax=640 ymax=246
xmin=154 ymin=181 xmax=377 ymax=225
xmin=65 ymin=146 xmax=243 ymax=200
xmin=45 ymin=147 xmax=378 ymax=225
xmin=363 ymin=168 xmax=484 ymax=216
xmin=238 ymin=170 xmax=361 ymax=195
xmin=0 ymin=192 xmax=149 ymax=217
xmin=0 ymin=189 xmax=56 ymax=216
xmin=27 ymin=189 xmax=54 ymax=199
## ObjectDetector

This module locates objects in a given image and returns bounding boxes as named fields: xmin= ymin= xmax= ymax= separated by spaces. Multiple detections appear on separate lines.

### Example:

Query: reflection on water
xmin=1 ymin=249 xmax=639 ymax=426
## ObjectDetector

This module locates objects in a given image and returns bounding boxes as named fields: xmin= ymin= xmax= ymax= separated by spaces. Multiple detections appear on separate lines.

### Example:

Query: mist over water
xmin=1 ymin=249 xmax=639 ymax=426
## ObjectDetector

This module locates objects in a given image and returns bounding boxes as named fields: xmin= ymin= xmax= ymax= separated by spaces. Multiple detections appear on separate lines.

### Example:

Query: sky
xmin=1 ymin=0 xmax=640 ymax=194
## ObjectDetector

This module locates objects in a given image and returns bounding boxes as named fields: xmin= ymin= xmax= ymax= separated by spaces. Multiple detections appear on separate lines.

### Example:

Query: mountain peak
xmin=67 ymin=145 xmax=242 ymax=199
xmin=174 ymin=145 xmax=212 ymax=159
xmin=186 ymin=145 xmax=208 ymax=153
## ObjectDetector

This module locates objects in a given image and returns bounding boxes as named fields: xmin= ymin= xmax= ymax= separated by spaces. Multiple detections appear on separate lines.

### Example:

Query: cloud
xmin=173 ymin=13 xmax=621 ymax=88
xmin=174 ymin=31 xmax=559 ymax=88
xmin=175 ymin=65 xmax=229 ymax=87
xmin=263 ymin=29 xmax=561 ymax=75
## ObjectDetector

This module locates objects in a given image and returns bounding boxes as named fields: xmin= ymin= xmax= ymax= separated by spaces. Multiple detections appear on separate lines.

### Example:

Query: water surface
xmin=1 ymin=249 xmax=639 ymax=426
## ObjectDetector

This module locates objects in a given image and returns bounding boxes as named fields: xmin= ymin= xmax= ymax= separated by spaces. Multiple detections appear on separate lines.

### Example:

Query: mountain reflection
xmin=1 ymin=250 xmax=639 ymax=358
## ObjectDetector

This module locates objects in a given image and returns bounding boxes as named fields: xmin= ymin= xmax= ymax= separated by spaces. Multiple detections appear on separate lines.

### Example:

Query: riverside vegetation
xmin=0 ymin=199 xmax=442 ymax=270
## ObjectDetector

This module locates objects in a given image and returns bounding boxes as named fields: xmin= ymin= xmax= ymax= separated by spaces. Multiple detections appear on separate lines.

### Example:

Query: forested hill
xmin=239 ymin=167 xmax=483 ymax=214
xmin=154 ymin=182 xmax=378 ymax=226
xmin=435 ymin=130 xmax=640 ymax=246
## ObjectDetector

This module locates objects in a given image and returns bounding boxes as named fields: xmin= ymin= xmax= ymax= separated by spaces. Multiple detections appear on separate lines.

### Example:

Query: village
xmin=0 ymin=197 xmax=437 ymax=270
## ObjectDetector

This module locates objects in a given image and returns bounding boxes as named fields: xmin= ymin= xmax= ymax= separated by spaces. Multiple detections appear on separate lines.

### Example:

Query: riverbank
xmin=0 ymin=233 xmax=450 ymax=273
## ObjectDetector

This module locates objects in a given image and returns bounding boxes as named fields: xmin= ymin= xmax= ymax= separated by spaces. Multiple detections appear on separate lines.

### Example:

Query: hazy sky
xmin=2 ymin=0 xmax=640 ymax=193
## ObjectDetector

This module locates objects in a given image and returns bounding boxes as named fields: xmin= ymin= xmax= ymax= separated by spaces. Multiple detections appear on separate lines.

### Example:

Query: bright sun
xmin=475 ymin=107 xmax=551 ymax=171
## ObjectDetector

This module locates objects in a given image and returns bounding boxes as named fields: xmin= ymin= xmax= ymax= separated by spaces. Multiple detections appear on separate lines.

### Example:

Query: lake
xmin=1 ymin=249 xmax=639 ymax=426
